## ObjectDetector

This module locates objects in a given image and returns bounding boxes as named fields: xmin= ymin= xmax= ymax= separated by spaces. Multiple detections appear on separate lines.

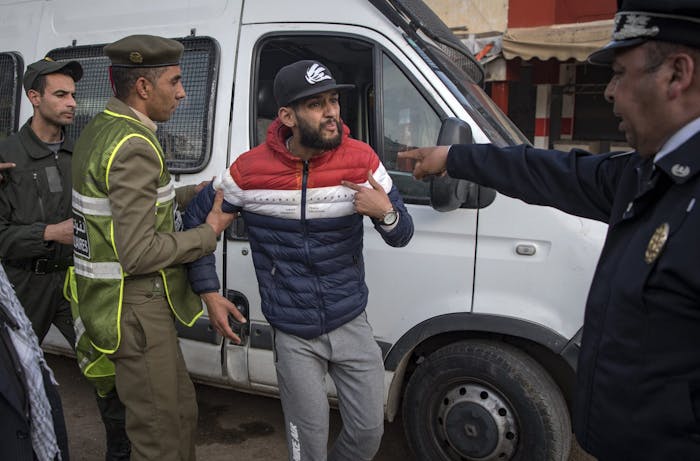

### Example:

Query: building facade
xmin=427 ymin=0 xmax=625 ymax=152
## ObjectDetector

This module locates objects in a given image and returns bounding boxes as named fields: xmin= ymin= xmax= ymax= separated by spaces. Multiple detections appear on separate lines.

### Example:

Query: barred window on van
xmin=0 ymin=52 xmax=23 ymax=139
xmin=47 ymin=36 xmax=219 ymax=172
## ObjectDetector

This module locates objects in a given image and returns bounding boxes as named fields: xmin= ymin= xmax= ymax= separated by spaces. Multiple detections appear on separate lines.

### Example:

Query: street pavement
xmin=47 ymin=353 xmax=594 ymax=460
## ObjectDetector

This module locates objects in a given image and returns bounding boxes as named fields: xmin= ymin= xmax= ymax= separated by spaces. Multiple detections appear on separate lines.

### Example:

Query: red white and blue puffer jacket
xmin=184 ymin=119 xmax=414 ymax=339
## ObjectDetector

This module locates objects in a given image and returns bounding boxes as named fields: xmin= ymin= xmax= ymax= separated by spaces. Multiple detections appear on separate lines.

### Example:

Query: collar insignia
xmin=671 ymin=164 xmax=690 ymax=178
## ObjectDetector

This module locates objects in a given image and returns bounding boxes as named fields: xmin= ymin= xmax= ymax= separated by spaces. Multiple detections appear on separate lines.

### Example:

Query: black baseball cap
xmin=23 ymin=57 xmax=83 ymax=92
xmin=588 ymin=0 xmax=700 ymax=65
xmin=273 ymin=60 xmax=354 ymax=108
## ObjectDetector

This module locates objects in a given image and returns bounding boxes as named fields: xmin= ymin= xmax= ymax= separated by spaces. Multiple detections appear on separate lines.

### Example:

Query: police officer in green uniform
xmin=0 ymin=57 xmax=130 ymax=460
xmin=71 ymin=35 xmax=234 ymax=461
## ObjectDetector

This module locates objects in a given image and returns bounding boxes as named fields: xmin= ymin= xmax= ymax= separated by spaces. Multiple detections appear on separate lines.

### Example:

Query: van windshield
xmin=376 ymin=0 xmax=530 ymax=147
xmin=411 ymin=38 xmax=530 ymax=147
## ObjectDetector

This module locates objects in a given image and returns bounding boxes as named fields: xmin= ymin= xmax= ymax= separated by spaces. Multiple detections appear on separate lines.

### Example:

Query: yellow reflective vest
xmin=71 ymin=108 xmax=202 ymax=355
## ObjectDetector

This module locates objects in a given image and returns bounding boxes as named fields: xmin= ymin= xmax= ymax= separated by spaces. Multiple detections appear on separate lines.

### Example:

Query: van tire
xmin=402 ymin=340 xmax=571 ymax=461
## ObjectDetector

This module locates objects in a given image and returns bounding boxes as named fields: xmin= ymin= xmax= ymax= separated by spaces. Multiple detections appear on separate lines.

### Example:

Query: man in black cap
xmin=71 ymin=34 xmax=234 ymax=461
xmin=399 ymin=1 xmax=700 ymax=459
xmin=183 ymin=59 xmax=414 ymax=461
xmin=0 ymin=57 xmax=131 ymax=460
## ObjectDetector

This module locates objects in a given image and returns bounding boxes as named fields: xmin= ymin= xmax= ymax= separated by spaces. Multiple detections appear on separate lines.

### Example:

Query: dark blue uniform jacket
xmin=446 ymin=132 xmax=700 ymax=460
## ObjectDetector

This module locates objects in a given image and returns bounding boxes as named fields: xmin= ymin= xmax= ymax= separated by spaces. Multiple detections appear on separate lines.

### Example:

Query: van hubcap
xmin=436 ymin=383 xmax=518 ymax=460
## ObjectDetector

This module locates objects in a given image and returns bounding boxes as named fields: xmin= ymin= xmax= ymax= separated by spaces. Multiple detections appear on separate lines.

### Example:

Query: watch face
xmin=382 ymin=210 xmax=398 ymax=225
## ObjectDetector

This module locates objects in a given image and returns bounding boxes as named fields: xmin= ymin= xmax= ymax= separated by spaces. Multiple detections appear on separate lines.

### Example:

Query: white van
xmin=0 ymin=0 xmax=606 ymax=459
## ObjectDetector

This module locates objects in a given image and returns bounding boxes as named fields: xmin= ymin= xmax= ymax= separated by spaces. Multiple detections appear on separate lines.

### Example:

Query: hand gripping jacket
xmin=70 ymin=109 xmax=202 ymax=354
xmin=185 ymin=119 xmax=414 ymax=339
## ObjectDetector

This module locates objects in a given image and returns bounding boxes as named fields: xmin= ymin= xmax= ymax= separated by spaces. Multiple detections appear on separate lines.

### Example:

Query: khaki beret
xmin=104 ymin=34 xmax=183 ymax=68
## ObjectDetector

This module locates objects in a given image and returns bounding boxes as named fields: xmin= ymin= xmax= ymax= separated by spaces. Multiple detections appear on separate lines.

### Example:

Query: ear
xmin=26 ymin=89 xmax=41 ymax=107
xmin=668 ymin=53 xmax=694 ymax=99
xmin=135 ymin=76 xmax=151 ymax=100
xmin=278 ymin=106 xmax=296 ymax=128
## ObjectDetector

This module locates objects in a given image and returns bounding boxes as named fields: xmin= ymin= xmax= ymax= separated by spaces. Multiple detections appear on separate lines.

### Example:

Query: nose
xmin=322 ymin=100 xmax=338 ymax=117
xmin=604 ymin=78 xmax=616 ymax=103
xmin=67 ymin=94 xmax=77 ymax=108
xmin=176 ymin=81 xmax=186 ymax=100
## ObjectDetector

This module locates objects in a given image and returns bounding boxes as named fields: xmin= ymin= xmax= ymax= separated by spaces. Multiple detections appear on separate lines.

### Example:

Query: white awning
xmin=502 ymin=19 xmax=613 ymax=62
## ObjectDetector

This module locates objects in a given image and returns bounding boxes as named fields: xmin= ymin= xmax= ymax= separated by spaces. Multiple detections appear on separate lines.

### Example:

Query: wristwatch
xmin=380 ymin=208 xmax=399 ymax=226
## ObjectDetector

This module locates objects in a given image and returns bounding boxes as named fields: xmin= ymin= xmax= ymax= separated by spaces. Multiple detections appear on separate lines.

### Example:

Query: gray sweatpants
xmin=274 ymin=312 xmax=385 ymax=461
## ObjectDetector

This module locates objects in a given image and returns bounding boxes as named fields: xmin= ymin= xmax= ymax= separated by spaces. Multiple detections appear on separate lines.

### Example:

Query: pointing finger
xmin=366 ymin=170 xmax=383 ymax=191
xmin=341 ymin=180 xmax=362 ymax=191
xmin=397 ymin=149 xmax=421 ymax=161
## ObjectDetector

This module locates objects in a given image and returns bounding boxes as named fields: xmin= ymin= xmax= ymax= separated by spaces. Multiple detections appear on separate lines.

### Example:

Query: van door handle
xmin=225 ymin=215 xmax=248 ymax=241
xmin=515 ymin=244 xmax=536 ymax=256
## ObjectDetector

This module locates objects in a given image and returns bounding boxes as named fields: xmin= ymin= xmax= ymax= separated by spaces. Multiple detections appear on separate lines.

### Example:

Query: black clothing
xmin=0 ymin=119 xmax=74 ymax=341
xmin=0 ymin=299 xmax=69 ymax=461
xmin=446 ymin=134 xmax=700 ymax=460
xmin=0 ymin=120 xmax=130 ymax=460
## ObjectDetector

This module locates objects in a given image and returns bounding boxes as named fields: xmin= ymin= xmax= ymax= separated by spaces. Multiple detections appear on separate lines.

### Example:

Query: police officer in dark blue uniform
xmin=399 ymin=1 xmax=700 ymax=459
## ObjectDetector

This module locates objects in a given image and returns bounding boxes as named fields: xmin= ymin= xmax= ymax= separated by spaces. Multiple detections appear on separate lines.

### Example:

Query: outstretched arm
xmin=183 ymin=183 xmax=246 ymax=343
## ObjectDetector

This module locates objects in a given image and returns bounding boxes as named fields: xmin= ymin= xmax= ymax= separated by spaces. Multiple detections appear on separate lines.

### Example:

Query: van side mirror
xmin=430 ymin=118 xmax=496 ymax=211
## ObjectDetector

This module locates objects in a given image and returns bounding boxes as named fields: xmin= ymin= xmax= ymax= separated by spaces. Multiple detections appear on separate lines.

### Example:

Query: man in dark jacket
xmin=185 ymin=60 xmax=414 ymax=461
xmin=399 ymin=1 xmax=700 ymax=460
xmin=0 ymin=58 xmax=130 ymax=460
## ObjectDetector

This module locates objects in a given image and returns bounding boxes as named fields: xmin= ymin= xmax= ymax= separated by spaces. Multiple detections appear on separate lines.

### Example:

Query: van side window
xmin=47 ymin=37 xmax=219 ymax=172
xmin=381 ymin=53 xmax=441 ymax=203
xmin=0 ymin=52 xmax=23 ymax=139
xmin=254 ymin=36 xmax=441 ymax=205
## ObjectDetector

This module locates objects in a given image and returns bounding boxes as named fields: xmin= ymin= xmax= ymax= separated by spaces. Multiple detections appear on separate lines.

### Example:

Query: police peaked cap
xmin=589 ymin=0 xmax=700 ymax=65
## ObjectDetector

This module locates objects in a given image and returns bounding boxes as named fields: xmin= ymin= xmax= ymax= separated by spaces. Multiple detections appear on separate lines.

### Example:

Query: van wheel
xmin=402 ymin=340 xmax=571 ymax=461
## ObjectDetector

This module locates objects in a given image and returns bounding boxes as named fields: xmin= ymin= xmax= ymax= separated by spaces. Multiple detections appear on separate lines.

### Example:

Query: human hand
xmin=341 ymin=170 xmax=393 ymax=219
xmin=205 ymin=189 xmax=235 ymax=235
xmin=44 ymin=218 xmax=74 ymax=244
xmin=201 ymin=292 xmax=247 ymax=343
xmin=0 ymin=162 xmax=15 ymax=184
xmin=397 ymin=146 xmax=450 ymax=180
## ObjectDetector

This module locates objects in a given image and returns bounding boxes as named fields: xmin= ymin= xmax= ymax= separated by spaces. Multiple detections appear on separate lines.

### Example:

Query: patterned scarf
xmin=0 ymin=264 xmax=61 ymax=461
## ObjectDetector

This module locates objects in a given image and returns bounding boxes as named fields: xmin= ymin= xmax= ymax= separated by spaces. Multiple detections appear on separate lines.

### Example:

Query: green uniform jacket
xmin=0 ymin=120 xmax=74 ymax=340
xmin=71 ymin=97 xmax=216 ymax=353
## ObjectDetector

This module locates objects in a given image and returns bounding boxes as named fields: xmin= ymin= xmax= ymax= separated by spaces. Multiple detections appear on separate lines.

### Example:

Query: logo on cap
xmin=613 ymin=14 xmax=660 ymax=40
xmin=129 ymin=52 xmax=143 ymax=64
xmin=305 ymin=63 xmax=332 ymax=85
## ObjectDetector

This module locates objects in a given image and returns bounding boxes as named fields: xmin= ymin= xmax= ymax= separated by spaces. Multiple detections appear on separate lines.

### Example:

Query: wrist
xmin=379 ymin=208 xmax=399 ymax=226
xmin=42 ymin=223 xmax=53 ymax=241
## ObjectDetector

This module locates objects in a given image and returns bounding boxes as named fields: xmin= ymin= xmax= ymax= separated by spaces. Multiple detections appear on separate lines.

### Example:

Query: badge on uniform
xmin=644 ymin=223 xmax=669 ymax=264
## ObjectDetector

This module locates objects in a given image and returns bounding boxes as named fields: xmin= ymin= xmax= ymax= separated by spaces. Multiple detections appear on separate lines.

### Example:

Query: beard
xmin=297 ymin=116 xmax=342 ymax=151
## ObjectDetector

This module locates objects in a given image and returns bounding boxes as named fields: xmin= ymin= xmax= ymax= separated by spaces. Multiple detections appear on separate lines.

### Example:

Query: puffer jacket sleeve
xmin=182 ymin=184 xmax=238 ymax=294
xmin=373 ymin=184 xmax=414 ymax=247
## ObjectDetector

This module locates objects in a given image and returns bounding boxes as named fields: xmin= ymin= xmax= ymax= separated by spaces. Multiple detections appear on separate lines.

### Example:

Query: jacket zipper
xmin=301 ymin=160 xmax=326 ymax=333
xmin=33 ymin=172 xmax=46 ymax=221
